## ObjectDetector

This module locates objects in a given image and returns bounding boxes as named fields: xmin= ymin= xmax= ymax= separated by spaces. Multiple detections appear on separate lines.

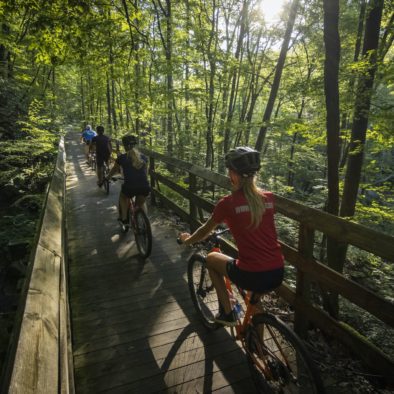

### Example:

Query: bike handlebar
xmin=177 ymin=227 xmax=229 ymax=247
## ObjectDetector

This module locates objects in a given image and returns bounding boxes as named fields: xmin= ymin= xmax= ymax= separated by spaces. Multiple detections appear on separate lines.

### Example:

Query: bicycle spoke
xmin=134 ymin=210 xmax=152 ymax=258
xmin=187 ymin=255 xmax=219 ymax=330
xmin=246 ymin=314 xmax=324 ymax=393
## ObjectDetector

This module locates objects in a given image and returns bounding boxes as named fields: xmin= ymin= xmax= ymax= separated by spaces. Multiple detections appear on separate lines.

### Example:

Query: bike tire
xmin=134 ymin=209 xmax=152 ymax=258
xmin=187 ymin=254 xmax=220 ymax=330
xmin=245 ymin=313 xmax=325 ymax=394
xmin=92 ymin=157 xmax=96 ymax=171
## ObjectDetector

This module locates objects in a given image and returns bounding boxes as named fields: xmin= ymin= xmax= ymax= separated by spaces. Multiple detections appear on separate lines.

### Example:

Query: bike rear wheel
xmin=245 ymin=313 xmax=325 ymax=393
xmin=133 ymin=209 xmax=152 ymax=258
xmin=187 ymin=254 xmax=220 ymax=330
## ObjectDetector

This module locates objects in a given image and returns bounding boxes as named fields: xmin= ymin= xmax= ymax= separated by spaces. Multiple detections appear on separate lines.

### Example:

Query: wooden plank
xmin=281 ymin=243 xmax=394 ymax=327
xmin=72 ymin=302 xmax=196 ymax=344
xmin=4 ymin=137 xmax=71 ymax=394
xmin=75 ymin=335 xmax=237 ymax=382
xmin=154 ymin=188 xmax=201 ymax=229
xmin=77 ymin=347 xmax=249 ymax=393
xmin=73 ymin=324 xmax=231 ymax=370
xmin=8 ymin=247 xmax=61 ymax=394
xmin=154 ymin=171 xmax=216 ymax=213
xmin=141 ymin=147 xmax=231 ymax=190
xmin=59 ymin=253 xmax=74 ymax=394
xmin=294 ymin=225 xmax=314 ymax=336
xmin=275 ymin=195 xmax=394 ymax=262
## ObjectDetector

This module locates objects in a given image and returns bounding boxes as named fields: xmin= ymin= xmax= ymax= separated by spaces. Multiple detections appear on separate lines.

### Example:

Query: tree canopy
xmin=0 ymin=0 xmax=393 ymax=233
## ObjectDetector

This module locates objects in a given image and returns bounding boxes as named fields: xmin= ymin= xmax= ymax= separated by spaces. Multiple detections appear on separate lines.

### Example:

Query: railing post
xmin=294 ymin=224 xmax=314 ymax=338
xmin=149 ymin=157 xmax=156 ymax=206
xmin=189 ymin=173 xmax=198 ymax=231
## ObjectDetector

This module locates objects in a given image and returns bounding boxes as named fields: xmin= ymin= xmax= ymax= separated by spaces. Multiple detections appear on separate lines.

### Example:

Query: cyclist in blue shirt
xmin=107 ymin=135 xmax=150 ymax=229
xmin=80 ymin=125 xmax=97 ymax=162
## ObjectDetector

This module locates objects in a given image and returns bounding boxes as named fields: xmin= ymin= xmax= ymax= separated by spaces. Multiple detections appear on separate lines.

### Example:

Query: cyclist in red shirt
xmin=179 ymin=147 xmax=284 ymax=326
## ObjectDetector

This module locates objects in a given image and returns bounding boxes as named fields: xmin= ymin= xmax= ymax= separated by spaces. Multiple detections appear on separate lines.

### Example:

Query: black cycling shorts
xmin=121 ymin=184 xmax=151 ymax=198
xmin=226 ymin=260 xmax=284 ymax=293
xmin=97 ymin=155 xmax=110 ymax=167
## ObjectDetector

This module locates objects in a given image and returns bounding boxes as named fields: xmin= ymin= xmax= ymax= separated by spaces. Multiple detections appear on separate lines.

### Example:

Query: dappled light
xmin=1 ymin=0 xmax=393 ymax=392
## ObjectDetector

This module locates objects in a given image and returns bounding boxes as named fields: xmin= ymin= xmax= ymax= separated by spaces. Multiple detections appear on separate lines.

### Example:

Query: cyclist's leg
xmin=84 ymin=144 xmax=89 ymax=161
xmin=206 ymin=252 xmax=232 ymax=314
xmin=96 ymin=164 xmax=103 ymax=185
xmin=119 ymin=191 xmax=129 ymax=221
xmin=96 ymin=156 xmax=104 ymax=185
xmin=135 ymin=195 xmax=147 ymax=213
xmin=119 ymin=183 xmax=133 ymax=222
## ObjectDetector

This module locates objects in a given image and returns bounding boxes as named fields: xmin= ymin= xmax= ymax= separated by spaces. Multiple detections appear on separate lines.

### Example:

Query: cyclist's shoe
xmin=214 ymin=309 xmax=237 ymax=327
xmin=118 ymin=218 xmax=129 ymax=233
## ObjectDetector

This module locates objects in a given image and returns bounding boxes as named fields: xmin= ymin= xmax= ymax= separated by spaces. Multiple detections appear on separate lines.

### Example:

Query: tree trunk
xmin=339 ymin=0 xmax=366 ymax=169
xmin=106 ymin=73 xmax=112 ymax=133
xmin=322 ymin=0 xmax=384 ymax=319
xmin=223 ymin=0 xmax=248 ymax=154
xmin=322 ymin=0 xmax=341 ymax=318
xmin=165 ymin=0 xmax=174 ymax=155
xmin=0 ymin=24 xmax=11 ymax=79
xmin=81 ymin=75 xmax=86 ymax=123
xmin=254 ymin=0 xmax=300 ymax=152
xmin=340 ymin=0 xmax=384 ymax=218
xmin=152 ymin=0 xmax=174 ymax=155
xmin=323 ymin=0 xmax=340 ymax=216
xmin=202 ymin=1 xmax=219 ymax=169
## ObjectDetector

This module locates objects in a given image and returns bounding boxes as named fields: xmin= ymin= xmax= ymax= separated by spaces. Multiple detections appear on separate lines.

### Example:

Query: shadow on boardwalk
xmin=65 ymin=132 xmax=255 ymax=393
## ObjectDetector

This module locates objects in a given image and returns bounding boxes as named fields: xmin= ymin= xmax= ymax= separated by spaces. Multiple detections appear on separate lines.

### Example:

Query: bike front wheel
xmin=245 ymin=313 xmax=325 ymax=394
xmin=133 ymin=209 xmax=152 ymax=258
xmin=187 ymin=254 xmax=220 ymax=330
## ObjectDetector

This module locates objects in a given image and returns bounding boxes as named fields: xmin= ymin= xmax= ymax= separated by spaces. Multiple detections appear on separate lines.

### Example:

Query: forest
xmin=0 ymin=0 xmax=393 ymax=383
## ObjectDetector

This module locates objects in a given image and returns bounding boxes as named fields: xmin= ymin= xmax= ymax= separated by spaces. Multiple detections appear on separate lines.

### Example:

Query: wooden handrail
xmin=141 ymin=147 xmax=394 ymax=385
xmin=1 ymin=137 xmax=74 ymax=393
xmin=141 ymin=148 xmax=393 ymax=261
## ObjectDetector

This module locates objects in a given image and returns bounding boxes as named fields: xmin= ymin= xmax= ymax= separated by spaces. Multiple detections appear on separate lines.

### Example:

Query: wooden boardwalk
xmin=65 ymin=133 xmax=255 ymax=393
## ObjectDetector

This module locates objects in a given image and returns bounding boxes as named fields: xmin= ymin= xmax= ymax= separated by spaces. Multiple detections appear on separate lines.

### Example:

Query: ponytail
xmin=240 ymin=176 xmax=265 ymax=228
xmin=126 ymin=147 xmax=144 ymax=169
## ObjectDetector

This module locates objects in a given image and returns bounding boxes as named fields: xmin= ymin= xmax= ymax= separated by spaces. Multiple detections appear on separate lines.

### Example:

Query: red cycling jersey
xmin=212 ymin=189 xmax=284 ymax=272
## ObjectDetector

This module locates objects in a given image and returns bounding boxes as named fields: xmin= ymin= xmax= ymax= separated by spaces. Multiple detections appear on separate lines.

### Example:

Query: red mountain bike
xmin=113 ymin=178 xmax=152 ymax=258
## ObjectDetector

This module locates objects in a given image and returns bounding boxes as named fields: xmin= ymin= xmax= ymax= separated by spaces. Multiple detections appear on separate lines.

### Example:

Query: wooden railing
xmin=142 ymin=147 xmax=394 ymax=386
xmin=1 ymin=137 xmax=74 ymax=393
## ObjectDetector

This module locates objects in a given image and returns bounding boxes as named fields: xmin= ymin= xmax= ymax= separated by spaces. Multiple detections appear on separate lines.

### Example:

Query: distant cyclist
xmin=107 ymin=135 xmax=150 ymax=229
xmin=179 ymin=147 xmax=284 ymax=326
xmin=91 ymin=125 xmax=112 ymax=186
xmin=81 ymin=125 xmax=97 ymax=162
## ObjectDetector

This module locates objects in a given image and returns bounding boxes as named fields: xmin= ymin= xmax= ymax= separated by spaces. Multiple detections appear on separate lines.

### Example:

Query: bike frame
xmin=208 ymin=241 xmax=287 ymax=379
xmin=127 ymin=196 xmax=143 ymax=230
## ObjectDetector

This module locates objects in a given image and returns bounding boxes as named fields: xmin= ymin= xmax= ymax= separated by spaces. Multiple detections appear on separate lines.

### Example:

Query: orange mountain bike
xmin=184 ymin=229 xmax=325 ymax=393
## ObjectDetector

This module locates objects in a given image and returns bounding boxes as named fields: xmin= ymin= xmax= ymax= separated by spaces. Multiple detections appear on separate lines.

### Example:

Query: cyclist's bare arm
xmin=107 ymin=162 xmax=120 ymax=178
xmin=180 ymin=216 xmax=217 ymax=246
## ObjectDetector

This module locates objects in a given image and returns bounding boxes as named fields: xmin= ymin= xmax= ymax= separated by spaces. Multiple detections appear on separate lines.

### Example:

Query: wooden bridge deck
xmin=65 ymin=133 xmax=255 ymax=393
